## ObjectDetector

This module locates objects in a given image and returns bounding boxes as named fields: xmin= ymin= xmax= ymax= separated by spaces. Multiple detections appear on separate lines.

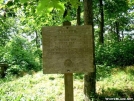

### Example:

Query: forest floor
xmin=0 ymin=65 xmax=134 ymax=101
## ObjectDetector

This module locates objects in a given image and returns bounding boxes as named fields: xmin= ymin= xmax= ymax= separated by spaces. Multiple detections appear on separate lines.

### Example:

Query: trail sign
xmin=42 ymin=25 xmax=94 ymax=73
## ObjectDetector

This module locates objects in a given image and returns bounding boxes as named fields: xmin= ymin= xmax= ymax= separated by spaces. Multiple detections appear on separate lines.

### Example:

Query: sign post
xmin=64 ymin=73 xmax=73 ymax=101
xmin=42 ymin=21 xmax=94 ymax=101
xmin=63 ymin=21 xmax=74 ymax=101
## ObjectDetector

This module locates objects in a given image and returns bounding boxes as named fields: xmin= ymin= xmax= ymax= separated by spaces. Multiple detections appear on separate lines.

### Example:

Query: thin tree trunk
xmin=77 ymin=0 xmax=81 ymax=25
xmin=35 ymin=31 xmax=42 ymax=66
xmin=121 ymin=31 xmax=124 ymax=41
xmin=115 ymin=21 xmax=120 ymax=41
xmin=83 ymin=0 xmax=96 ymax=101
xmin=99 ymin=0 xmax=104 ymax=44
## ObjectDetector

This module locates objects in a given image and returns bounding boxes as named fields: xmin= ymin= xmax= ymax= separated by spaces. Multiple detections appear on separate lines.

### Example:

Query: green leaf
xmin=55 ymin=2 xmax=64 ymax=15
xmin=36 ymin=0 xmax=65 ymax=16
xmin=0 ymin=0 xmax=3 ymax=4
xmin=70 ymin=0 xmax=79 ymax=8
xmin=36 ymin=0 xmax=52 ymax=15
xmin=20 ymin=0 xmax=28 ymax=3
xmin=66 ymin=0 xmax=79 ymax=8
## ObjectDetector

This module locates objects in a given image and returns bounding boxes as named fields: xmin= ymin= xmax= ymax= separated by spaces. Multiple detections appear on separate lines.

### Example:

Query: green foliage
xmin=0 ymin=17 xmax=11 ymax=47
xmin=96 ymin=39 xmax=134 ymax=66
xmin=74 ymin=73 xmax=84 ymax=79
xmin=96 ymin=65 xmax=134 ymax=99
xmin=105 ymin=0 xmax=129 ymax=18
xmin=7 ymin=65 xmax=23 ymax=75
xmin=20 ymin=0 xmax=80 ymax=13
xmin=96 ymin=65 xmax=112 ymax=81
xmin=20 ymin=0 xmax=28 ymax=3
xmin=36 ymin=0 xmax=64 ymax=15
xmin=0 ymin=66 xmax=134 ymax=100
xmin=0 ymin=73 xmax=84 ymax=100
xmin=4 ymin=35 xmax=40 ymax=74
xmin=0 ymin=46 xmax=5 ymax=62
xmin=0 ymin=0 xmax=3 ymax=3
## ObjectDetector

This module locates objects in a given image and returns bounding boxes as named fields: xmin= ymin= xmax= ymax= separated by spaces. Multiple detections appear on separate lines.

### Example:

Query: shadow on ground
xmin=96 ymin=88 xmax=134 ymax=101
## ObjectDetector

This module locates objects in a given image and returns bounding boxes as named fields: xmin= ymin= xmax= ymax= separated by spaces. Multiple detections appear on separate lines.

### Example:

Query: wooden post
xmin=64 ymin=73 xmax=73 ymax=101
xmin=63 ymin=21 xmax=74 ymax=101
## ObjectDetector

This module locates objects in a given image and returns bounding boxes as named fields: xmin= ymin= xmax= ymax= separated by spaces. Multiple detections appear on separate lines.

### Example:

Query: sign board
xmin=42 ymin=25 xmax=94 ymax=73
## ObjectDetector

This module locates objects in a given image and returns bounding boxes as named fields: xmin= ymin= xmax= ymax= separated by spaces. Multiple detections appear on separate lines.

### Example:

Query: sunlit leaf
xmin=20 ymin=0 xmax=28 ymax=3
xmin=0 ymin=0 xmax=3 ymax=4
xmin=55 ymin=2 xmax=64 ymax=15
xmin=70 ymin=0 xmax=79 ymax=8
xmin=36 ymin=0 xmax=52 ymax=15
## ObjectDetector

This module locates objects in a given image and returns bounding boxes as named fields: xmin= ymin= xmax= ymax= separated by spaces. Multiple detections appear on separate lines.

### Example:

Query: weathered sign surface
xmin=42 ymin=25 xmax=94 ymax=73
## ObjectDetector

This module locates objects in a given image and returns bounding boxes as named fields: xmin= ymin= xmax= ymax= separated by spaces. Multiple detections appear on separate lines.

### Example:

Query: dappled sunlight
xmin=0 ymin=72 xmax=85 ymax=101
xmin=96 ymin=66 xmax=134 ymax=98
xmin=1 ymin=66 xmax=134 ymax=100
xmin=0 ymin=0 xmax=134 ymax=100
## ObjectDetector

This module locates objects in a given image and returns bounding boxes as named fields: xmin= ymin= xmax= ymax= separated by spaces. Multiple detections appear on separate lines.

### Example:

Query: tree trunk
xmin=77 ymin=0 xmax=81 ymax=25
xmin=84 ymin=0 xmax=93 ymax=25
xmin=35 ymin=31 xmax=42 ymax=66
xmin=121 ymin=31 xmax=124 ymax=41
xmin=0 ymin=63 xmax=8 ymax=78
xmin=83 ymin=0 xmax=96 ymax=101
xmin=35 ymin=31 xmax=40 ymax=48
xmin=99 ymin=0 xmax=104 ymax=44
xmin=115 ymin=21 xmax=120 ymax=41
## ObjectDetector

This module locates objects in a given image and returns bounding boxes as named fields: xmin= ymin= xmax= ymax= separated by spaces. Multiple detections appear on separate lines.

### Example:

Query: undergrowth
xmin=0 ymin=65 xmax=134 ymax=101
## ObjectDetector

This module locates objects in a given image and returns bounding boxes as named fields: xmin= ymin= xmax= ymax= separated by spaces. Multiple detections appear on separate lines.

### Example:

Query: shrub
xmin=4 ymin=36 xmax=41 ymax=75
xmin=95 ymin=39 xmax=134 ymax=66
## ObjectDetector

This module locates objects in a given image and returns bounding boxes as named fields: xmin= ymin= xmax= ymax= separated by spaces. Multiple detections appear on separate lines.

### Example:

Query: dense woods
xmin=0 ymin=0 xmax=134 ymax=100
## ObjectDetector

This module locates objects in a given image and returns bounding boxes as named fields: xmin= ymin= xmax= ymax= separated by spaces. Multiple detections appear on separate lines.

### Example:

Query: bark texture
xmin=77 ymin=0 xmax=81 ymax=25
xmin=83 ymin=0 xmax=96 ymax=101
xmin=99 ymin=0 xmax=104 ymax=44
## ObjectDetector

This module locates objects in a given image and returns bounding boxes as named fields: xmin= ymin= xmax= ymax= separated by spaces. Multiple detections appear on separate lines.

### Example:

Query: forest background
xmin=0 ymin=0 xmax=134 ymax=100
